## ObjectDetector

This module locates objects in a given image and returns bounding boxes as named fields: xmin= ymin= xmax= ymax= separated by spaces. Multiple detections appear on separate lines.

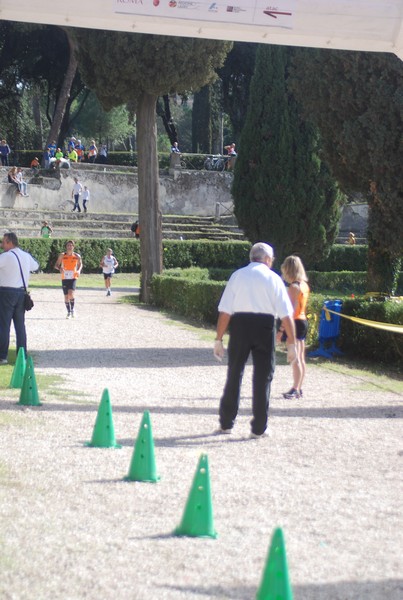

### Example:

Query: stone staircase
xmin=0 ymin=208 xmax=245 ymax=241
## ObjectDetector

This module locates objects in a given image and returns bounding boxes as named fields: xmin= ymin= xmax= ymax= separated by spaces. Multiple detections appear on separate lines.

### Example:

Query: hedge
xmin=15 ymin=150 xmax=207 ymax=170
xmin=151 ymin=270 xmax=403 ymax=366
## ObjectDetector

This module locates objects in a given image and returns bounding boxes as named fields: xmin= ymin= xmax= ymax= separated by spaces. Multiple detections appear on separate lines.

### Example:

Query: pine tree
xmin=74 ymin=30 xmax=231 ymax=301
xmin=233 ymin=44 xmax=344 ymax=264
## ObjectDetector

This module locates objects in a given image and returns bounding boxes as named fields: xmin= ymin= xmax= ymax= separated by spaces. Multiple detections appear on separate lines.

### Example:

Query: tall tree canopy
xmin=289 ymin=49 xmax=403 ymax=293
xmin=233 ymin=44 xmax=344 ymax=264
xmin=219 ymin=42 xmax=257 ymax=142
xmin=74 ymin=29 xmax=231 ymax=301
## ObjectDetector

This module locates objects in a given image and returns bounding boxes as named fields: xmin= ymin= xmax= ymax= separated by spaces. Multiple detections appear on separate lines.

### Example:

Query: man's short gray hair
xmin=249 ymin=242 xmax=274 ymax=263
xmin=3 ymin=232 xmax=18 ymax=246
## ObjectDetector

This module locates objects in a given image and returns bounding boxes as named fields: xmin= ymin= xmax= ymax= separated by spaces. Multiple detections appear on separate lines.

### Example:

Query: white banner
xmin=113 ymin=0 xmax=296 ymax=28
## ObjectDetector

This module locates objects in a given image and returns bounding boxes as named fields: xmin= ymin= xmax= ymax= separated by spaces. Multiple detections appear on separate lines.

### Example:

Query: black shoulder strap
xmin=11 ymin=250 xmax=27 ymax=291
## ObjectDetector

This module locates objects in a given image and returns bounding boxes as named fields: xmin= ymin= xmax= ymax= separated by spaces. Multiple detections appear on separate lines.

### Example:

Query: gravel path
xmin=0 ymin=287 xmax=402 ymax=600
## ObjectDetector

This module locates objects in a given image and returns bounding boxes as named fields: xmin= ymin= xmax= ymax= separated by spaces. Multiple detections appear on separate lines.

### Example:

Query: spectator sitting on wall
xmin=347 ymin=232 xmax=356 ymax=245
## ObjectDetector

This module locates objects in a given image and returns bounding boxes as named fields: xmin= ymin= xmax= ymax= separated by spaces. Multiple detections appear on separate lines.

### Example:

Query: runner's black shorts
xmin=62 ymin=279 xmax=77 ymax=295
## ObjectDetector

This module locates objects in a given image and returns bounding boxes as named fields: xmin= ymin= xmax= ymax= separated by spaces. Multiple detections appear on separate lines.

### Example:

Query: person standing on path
xmin=82 ymin=186 xmax=90 ymax=213
xmin=54 ymin=240 xmax=82 ymax=319
xmin=213 ymin=242 xmax=297 ymax=438
xmin=71 ymin=177 xmax=83 ymax=212
xmin=0 ymin=232 xmax=39 ymax=364
xmin=279 ymin=256 xmax=310 ymax=399
xmin=99 ymin=248 xmax=119 ymax=296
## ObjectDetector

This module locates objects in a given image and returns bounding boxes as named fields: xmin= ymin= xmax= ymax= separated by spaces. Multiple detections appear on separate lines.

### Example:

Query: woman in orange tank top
xmin=280 ymin=255 xmax=310 ymax=399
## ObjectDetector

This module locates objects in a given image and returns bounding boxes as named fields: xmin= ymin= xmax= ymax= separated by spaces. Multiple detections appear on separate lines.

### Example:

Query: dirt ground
xmin=0 ymin=287 xmax=402 ymax=600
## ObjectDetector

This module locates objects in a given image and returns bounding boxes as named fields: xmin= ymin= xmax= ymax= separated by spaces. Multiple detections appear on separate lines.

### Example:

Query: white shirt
xmin=82 ymin=189 xmax=90 ymax=201
xmin=0 ymin=247 xmax=39 ymax=287
xmin=218 ymin=262 xmax=293 ymax=319
xmin=73 ymin=182 xmax=82 ymax=195
xmin=102 ymin=255 xmax=116 ymax=274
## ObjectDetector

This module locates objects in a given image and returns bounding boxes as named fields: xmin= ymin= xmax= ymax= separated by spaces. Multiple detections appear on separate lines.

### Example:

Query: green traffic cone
xmin=256 ymin=528 xmax=293 ymax=600
xmin=85 ymin=388 xmax=122 ymax=448
xmin=18 ymin=356 xmax=41 ymax=406
xmin=9 ymin=347 xmax=26 ymax=389
xmin=173 ymin=453 xmax=217 ymax=538
xmin=125 ymin=411 xmax=159 ymax=482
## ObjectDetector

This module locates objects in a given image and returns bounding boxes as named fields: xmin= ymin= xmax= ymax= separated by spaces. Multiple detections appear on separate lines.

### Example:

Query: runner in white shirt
xmin=100 ymin=249 xmax=119 ymax=296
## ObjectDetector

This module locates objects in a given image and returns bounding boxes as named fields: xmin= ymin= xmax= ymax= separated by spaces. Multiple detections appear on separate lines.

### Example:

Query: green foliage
xmin=309 ymin=244 xmax=368 ymax=271
xmin=19 ymin=239 xmax=53 ymax=272
xmin=162 ymin=240 xmax=250 ymax=270
xmin=19 ymin=238 xmax=141 ymax=273
xmin=74 ymin=30 xmax=232 ymax=110
xmin=339 ymin=299 xmax=403 ymax=366
xmin=151 ymin=275 xmax=225 ymax=323
xmin=290 ymin=49 xmax=403 ymax=292
xmin=219 ymin=42 xmax=257 ymax=141
xmin=307 ymin=271 xmax=368 ymax=295
xmin=233 ymin=45 xmax=345 ymax=264
xmin=71 ymin=93 xmax=136 ymax=148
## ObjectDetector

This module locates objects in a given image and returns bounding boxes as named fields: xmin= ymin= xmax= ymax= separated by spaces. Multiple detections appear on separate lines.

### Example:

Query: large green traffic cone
xmin=10 ymin=347 xmax=26 ymax=389
xmin=256 ymin=528 xmax=293 ymax=600
xmin=173 ymin=453 xmax=217 ymax=538
xmin=18 ymin=356 xmax=41 ymax=406
xmin=125 ymin=411 xmax=159 ymax=482
xmin=85 ymin=388 xmax=122 ymax=448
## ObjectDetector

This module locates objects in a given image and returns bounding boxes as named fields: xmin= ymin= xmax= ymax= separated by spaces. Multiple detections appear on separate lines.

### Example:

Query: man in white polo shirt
xmin=214 ymin=242 xmax=297 ymax=438
xmin=0 ymin=232 xmax=39 ymax=364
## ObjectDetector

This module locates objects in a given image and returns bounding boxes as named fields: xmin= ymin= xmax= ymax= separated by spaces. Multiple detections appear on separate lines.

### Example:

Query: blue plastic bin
xmin=308 ymin=299 xmax=344 ymax=359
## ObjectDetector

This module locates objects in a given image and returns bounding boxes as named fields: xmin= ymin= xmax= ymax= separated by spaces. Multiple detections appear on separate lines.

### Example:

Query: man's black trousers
xmin=219 ymin=313 xmax=275 ymax=435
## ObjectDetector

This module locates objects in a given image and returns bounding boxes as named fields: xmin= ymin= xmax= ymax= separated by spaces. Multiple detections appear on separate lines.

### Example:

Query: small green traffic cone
xmin=256 ymin=528 xmax=293 ymax=600
xmin=173 ymin=453 xmax=217 ymax=538
xmin=9 ymin=347 xmax=26 ymax=389
xmin=85 ymin=388 xmax=122 ymax=448
xmin=125 ymin=411 xmax=159 ymax=482
xmin=18 ymin=356 xmax=41 ymax=406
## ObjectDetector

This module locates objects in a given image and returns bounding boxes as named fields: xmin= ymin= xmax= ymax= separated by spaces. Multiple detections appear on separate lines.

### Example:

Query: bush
xmin=309 ymin=244 xmax=368 ymax=271
xmin=151 ymin=270 xmax=403 ymax=366
xmin=339 ymin=299 xmax=403 ymax=365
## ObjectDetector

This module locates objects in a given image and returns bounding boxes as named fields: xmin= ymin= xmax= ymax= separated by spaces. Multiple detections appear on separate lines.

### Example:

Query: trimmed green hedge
xmin=308 ymin=244 xmax=368 ymax=271
xmin=15 ymin=150 xmax=207 ymax=170
xmin=339 ymin=299 xmax=403 ymax=365
xmin=151 ymin=270 xmax=403 ymax=366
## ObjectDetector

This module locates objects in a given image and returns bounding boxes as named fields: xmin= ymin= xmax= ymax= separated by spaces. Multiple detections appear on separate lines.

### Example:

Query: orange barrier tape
xmin=323 ymin=307 xmax=403 ymax=334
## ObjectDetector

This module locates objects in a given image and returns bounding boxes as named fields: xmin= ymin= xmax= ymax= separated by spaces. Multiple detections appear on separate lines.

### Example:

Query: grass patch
xmin=315 ymin=360 xmax=403 ymax=394
xmin=29 ymin=273 xmax=140 ymax=289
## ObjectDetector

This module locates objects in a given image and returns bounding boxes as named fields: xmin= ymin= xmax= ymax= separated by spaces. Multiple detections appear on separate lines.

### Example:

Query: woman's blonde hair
xmin=281 ymin=255 xmax=308 ymax=283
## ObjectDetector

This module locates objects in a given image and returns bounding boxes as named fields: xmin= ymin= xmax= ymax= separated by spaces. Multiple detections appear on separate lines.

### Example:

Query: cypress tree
xmin=232 ymin=44 xmax=344 ymax=264
xmin=289 ymin=49 xmax=402 ymax=294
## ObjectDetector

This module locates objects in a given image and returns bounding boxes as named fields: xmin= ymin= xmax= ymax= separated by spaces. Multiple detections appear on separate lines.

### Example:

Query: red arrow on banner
xmin=264 ymin=11 xmax=292 ymax=19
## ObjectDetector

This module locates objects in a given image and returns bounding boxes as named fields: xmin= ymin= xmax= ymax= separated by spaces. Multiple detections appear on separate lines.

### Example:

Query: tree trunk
xmin=32 ymin=92 xmax=43 ymax=151
xmin=137 ymin=92 xmax=163 ymax=303
xmin=45 ymin=29 xmax=78 ymax=149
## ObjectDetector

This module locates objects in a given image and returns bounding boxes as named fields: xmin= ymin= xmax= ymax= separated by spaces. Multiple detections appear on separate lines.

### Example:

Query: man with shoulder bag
xmin=0 ymin=232 xmax=39 ymax=365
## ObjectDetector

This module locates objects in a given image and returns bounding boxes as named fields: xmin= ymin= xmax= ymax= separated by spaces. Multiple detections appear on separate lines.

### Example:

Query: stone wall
xmin=1 ymin=165 xmax=368 ymax=237
xmin=0 ymin=165 xmax=233 ymax=216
